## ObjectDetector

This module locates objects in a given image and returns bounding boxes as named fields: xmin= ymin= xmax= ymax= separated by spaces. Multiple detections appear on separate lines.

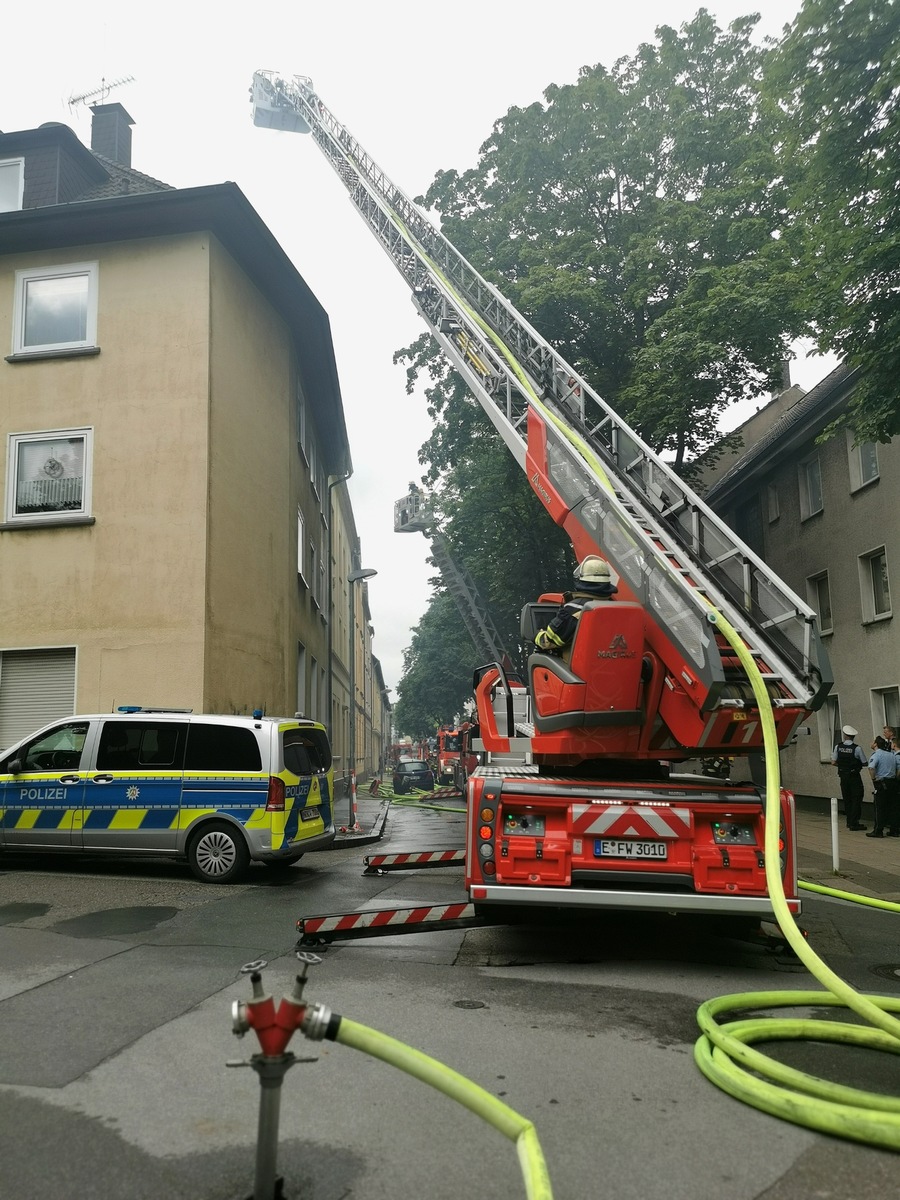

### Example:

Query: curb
xmin=327 ymin=796 xmax=391 ymax=850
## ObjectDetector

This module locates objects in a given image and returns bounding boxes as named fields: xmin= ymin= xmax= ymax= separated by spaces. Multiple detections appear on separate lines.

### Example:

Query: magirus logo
xmin=598 ymin=633 xmax=636 ymax=658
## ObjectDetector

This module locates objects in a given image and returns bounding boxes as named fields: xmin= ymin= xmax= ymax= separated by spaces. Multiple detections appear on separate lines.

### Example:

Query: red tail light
xmin=266 ymin=776 xmax=285 ymax=812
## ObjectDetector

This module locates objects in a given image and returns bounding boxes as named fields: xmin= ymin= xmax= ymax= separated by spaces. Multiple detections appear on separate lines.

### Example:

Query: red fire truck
xmin=436 ymin=726 xmax=478 ymax=788
xmin=251 ymin=72 xmax=831 ymax=940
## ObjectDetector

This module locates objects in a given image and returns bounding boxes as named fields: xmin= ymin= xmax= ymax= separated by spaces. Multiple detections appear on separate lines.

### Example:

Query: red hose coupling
xmin=245 ymin=995 xmax=307 ymax=1056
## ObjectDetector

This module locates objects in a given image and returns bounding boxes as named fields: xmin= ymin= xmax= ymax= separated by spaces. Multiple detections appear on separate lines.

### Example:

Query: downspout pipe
xmin=326 ymin=470 xmax=352 ymax=746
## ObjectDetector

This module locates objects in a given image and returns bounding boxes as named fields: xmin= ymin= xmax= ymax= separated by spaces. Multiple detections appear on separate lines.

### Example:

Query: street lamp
xmin=347 ymin=567 xmax=377 ymax=829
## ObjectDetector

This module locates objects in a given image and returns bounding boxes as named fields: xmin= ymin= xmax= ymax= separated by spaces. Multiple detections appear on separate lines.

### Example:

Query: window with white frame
xmin=5 ymin=429 xmax=92 ymax=523
xmin=297 ymin=509 xmax=307 ymax=584
xmin=766 ymin=481 xmax=779 ymax=523
xmin=798 ymin=454 xmax=823 ymax=520
xmin=310 ymin=540 xmax=321 ymax=609
xmin=318 ymin=554 xmax=327 ymax=614
xmin=0 ymin=158 xmax=25 ymax=213
xmin=872 ymin=686 xmax=900 ymax=735
xmin=12 ymin=262 xmax=99 ymax=355
xmin=859 ymin=546 xmax=891 ymax=621
xmin=818 ymin=694 xmax=841 ymax=763
xmin=808 ymin=571 xmax=833 ymax=634
xmin=309 ymin=438 xmax=319 ymax=498
xmin=847 ymin=432 xmax=879 ymax=491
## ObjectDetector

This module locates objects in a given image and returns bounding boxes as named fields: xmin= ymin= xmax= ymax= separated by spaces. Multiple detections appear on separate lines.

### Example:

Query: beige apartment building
xmin=0 ymin=104 xmax=387 ymax=775
xmin=701 ymin=363 xmax=898 ymax=801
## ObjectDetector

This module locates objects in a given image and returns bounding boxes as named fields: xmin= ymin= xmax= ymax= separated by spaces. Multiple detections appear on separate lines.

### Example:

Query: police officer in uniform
xmin=534 ymin=556 xmax=618 ymax=657
xmin=831 ymin=725 xmax=867 ymax=830
xmin=866 ymin=735 xmax=899 ymax=837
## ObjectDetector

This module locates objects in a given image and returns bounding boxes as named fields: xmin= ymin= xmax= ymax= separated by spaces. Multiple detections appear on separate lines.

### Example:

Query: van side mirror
xmin=8 ymin=758 xmax=23 ymax=775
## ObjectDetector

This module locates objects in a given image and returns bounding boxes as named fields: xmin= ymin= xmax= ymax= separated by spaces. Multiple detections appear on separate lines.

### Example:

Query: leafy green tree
xmin=766 ymin=0 xmax=900 ymax=440
xmin=391 ymin=593 xmax=476 ymax=738
xmin=393 ymin=9 xmax=813 ymax=720
xmin=427 ymin=426 xmax=574 ymax=648
xmin=410 ymin=8 xmax=807 ymax=468
xmin=391 ymin=432 xmax=572 ymax=732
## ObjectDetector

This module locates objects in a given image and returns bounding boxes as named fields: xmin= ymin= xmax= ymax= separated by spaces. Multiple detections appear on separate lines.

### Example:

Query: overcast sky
xmin=4 ymin=0 xmax=833 ymax=698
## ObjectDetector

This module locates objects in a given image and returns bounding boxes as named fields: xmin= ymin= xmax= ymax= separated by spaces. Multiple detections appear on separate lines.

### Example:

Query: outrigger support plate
xmin=296 ymin=901 xmax=487 ymax=945
xmin=362 ymin=849 xmax=467 ymax=876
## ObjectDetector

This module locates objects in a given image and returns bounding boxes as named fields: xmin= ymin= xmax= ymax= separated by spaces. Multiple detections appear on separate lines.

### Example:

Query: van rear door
xmin=279 ymin=724 xmax=334 ymax=847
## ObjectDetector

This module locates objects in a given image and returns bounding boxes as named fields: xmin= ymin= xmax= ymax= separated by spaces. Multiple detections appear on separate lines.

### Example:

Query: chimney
xmin=90 ymin=102 xmax=134 ymax=166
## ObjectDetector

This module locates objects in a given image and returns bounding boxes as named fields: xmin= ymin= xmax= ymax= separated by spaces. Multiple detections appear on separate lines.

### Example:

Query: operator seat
xmin=524 ymin=599 xmax=647 ymax=733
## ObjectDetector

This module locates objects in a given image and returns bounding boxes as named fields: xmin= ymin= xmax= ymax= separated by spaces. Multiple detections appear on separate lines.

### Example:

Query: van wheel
xmin=188 ymin=822 xmax=250 ymax=884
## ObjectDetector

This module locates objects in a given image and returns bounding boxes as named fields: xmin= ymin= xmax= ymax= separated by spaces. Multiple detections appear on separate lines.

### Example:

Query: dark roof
xmin=704 ymin=362 xmax=860 ymax=506
xmin=81 ymin=151 xmax=174 ymax=199
xmin=0 ymin=180 xmax=351 ymax=474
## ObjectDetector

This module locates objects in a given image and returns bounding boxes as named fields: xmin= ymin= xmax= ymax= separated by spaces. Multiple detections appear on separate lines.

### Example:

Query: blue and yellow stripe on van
xmin=0 ymin=768 xmax=333 ymax=847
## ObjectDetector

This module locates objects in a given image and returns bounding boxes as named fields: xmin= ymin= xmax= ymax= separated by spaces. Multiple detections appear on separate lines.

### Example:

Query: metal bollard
xmin=830 ymin=796 xmax=840 ymax=872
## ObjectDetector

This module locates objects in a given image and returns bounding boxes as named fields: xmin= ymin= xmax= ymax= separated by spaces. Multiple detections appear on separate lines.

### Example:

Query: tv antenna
xmin=68 ymin=75 xmax=135 ymax=109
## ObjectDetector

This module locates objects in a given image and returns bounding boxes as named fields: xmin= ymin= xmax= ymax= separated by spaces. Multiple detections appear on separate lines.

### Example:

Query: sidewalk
xmin=794 ymin=796 xmax=900 ymax=904
xmin=329 ymin=778 xmax=392 ymax=848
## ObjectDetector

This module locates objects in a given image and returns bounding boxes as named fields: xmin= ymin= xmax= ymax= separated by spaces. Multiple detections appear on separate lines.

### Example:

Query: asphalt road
xmin=1 ymin=801 xmax=898 ymax=1200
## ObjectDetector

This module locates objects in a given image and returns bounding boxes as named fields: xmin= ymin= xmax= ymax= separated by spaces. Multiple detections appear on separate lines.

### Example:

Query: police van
xmin=0 ymin=707 xmax=335 ymax=883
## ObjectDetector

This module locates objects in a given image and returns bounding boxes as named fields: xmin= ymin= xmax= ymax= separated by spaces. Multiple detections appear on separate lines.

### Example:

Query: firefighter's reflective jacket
xmin=534 ymin=588 xmax=617 ymax=654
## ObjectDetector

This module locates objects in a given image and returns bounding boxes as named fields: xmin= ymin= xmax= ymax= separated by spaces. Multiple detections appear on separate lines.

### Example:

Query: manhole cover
xmin=870 ymin=964 xmax=900 ymax=982
xmin=453 ymin=999 xmax=486 ymax=1009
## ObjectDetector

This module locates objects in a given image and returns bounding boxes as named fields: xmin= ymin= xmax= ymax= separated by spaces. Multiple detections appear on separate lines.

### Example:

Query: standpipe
xmin=695 ymin=609 xmax=900 ymax=1151
xmin=230 ymin=954 xmax=553 ymax=1200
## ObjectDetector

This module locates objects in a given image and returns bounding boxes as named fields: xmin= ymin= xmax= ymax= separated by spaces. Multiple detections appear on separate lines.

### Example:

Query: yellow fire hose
xmin=799 ymin=879 xmax=900 ymax=914
xmin=327 ymin=1016 xmax=553 ymax=1199
xmin=371 ymin=779 xmax=467 ymax=813
xmin=695 ymin=609 xmax=900 ymax=1151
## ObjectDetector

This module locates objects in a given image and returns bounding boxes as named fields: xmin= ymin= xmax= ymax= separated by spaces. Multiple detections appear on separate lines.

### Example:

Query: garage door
xmin=0 ymin=648 xmax=76 ymax=750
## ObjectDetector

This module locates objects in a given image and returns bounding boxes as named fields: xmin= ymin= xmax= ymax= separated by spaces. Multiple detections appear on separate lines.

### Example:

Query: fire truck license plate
xmin=594 ymin=839 xmax=667 ymax=860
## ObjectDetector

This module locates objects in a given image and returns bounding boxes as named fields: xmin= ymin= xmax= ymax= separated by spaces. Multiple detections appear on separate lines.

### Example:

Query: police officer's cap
xmin=842 ymin=725 xmax=857 ymax=737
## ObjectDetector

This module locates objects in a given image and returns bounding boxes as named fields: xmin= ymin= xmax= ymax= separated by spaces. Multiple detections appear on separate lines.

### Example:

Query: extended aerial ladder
xmin=251 ymin=70 xmax=832 ymax=760
xmin=393 ymin=485 xmax=513 ymax=670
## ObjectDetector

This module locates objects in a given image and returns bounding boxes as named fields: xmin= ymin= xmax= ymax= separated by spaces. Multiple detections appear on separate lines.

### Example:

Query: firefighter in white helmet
xmin=534 ymin=556 xmax=618 ymax=655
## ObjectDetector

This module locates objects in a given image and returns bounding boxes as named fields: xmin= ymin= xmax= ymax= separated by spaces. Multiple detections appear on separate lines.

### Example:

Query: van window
xmin=184 ymin=724 xmax=262 ymax=772
xmin=7 ymin=721 xmax=89 ymax=772
xmin=283 ymin=727 xmax=331 ymax=774
xmin=97 ymin=722 xmax=187 ymax=770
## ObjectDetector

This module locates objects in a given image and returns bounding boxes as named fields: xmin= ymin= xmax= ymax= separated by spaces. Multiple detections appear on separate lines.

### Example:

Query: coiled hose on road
xmin=695 ymin=609 xmax=900 ymax=1151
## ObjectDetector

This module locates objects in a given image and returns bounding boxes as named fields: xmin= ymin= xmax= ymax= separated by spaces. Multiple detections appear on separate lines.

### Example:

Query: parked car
xmin=392 ymin=759 xmax=435 ymax=794
xmin=0 ymin=707 xmax=334 ymax=883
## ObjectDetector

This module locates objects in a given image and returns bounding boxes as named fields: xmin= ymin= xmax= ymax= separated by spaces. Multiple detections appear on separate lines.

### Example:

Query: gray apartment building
xmin=701 ymin=363 xmax=897 ymax=801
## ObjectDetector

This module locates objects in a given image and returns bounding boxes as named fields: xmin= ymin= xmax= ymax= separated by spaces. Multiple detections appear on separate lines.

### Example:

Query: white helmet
xmin=574 ymin=555 xmax=611 ymax=583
